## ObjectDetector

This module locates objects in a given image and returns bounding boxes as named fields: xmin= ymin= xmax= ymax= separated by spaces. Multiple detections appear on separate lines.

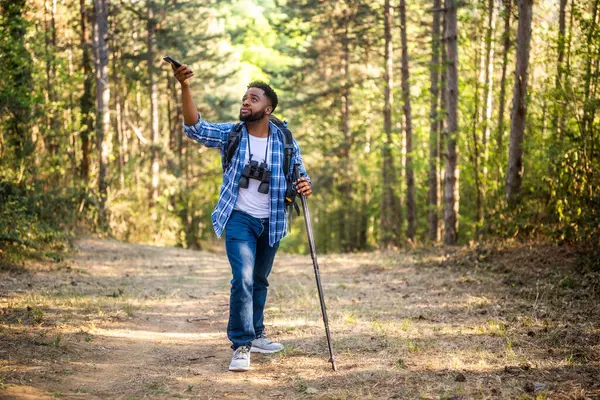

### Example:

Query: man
xmin=173 ymin=64 xmax=312 ymax=372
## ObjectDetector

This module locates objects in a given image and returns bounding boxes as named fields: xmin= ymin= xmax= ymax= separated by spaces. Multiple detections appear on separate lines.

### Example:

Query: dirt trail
xmin=1 ymin=238 xmax=599 ymax=399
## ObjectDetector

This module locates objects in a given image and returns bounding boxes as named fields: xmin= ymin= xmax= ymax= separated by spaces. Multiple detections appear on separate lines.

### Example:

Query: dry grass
xmin=0 ymin=238 xmax=599 ymax=399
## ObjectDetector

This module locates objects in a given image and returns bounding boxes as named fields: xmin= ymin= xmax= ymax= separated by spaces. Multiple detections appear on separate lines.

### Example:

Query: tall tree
xmin=580 ymin=0 xmax=599 ymax=225
xmin=471 ymin=38 xmax=483 ymax=227
xmin=381 ymin=0 xmax=400 ymax=247
xmin=444 ymin=0 xmax=460 ymax=244
xmin=428 ymin=0 xmax=442 ymax=242
xmin=552 ymin=0 xmax=568 ymax=138
xmin=399 ymin=0 xmax=416 ymax=240
xmin=92 ymin=0 xmax=111 ymax=226
xmin=111 ymin=33 xmax=125 ymax=189
xmin=496 ymin=0 xmax=512 ymax=173
xmin=506 ymin=0 xmax=533 ymax=206
xmin=148 ymin=2 xmax=160 ymax=210
xmin=43 ymin=0 xmax=60 ymax=157
xmin=548 ymin=0 xmax=568 ymax=184
xmin=582 ymin=0 xmax=599 ymax=146
xmin=480 ymin=0 xmax=496 ymax=221
xmin=438 ymin=10 xmax=447 ymax=241
xmin=339 ymin=10 xmax=353 ymax=251
xmin=79 ymin=0 xmax=93 ymax=184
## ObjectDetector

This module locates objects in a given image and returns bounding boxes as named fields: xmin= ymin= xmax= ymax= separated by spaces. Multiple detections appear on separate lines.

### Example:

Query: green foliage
xmin=0 ymin=0 xmax=34 ymax=168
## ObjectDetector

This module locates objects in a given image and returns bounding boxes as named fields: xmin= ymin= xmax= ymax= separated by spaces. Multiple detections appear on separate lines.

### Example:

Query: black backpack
xmin=223 ymin=116 xmax=300 ymax=216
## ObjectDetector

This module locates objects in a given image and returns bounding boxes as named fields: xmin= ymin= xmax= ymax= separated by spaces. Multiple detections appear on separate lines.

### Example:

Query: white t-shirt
xmin=234 ymin=134 xmax=271 ymax=218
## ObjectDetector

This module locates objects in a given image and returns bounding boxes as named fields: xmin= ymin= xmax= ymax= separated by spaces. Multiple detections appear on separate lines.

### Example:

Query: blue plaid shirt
xmin=184 ymin=115 xmax=309 ymax=247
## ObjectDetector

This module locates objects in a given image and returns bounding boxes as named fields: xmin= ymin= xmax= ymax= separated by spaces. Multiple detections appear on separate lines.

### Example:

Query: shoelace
xmin=234 ymin=346 xmax=250 ymax=359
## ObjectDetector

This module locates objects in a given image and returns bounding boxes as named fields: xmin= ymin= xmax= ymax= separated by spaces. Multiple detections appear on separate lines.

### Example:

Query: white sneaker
xmin=251 ymin=337 xmax=284 ymax=354
xmin=229 ymin=345 xmax=251 ymax=371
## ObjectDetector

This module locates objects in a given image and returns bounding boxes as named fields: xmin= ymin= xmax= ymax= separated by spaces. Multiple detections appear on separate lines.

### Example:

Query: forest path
xmin=1 ymin=237 xmax=598 ymax=399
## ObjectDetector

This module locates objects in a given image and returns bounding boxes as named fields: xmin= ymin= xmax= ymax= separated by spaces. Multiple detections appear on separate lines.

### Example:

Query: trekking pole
xmin=292 ymin=165 xmax=337 ymax=371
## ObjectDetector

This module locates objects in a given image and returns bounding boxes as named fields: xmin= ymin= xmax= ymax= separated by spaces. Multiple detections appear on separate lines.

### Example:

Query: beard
xmin=239 ymin=109 xmax=266 ymax=122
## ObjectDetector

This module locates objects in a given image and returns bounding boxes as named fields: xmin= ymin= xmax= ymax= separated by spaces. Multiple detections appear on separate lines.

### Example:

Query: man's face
xmin=239 ymin=87 xmax=272 ymax=122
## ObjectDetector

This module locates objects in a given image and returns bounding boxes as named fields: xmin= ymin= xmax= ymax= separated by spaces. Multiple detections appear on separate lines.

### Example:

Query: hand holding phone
xmin=164 ymin=56 xmax=194 ymax=85
xmin=163 ymin=56 xmax=182 ymax=68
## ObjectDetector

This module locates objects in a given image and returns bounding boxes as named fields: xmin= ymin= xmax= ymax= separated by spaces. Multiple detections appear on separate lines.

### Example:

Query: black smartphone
xmin=163 ymin=56 xmax=182 ymax=68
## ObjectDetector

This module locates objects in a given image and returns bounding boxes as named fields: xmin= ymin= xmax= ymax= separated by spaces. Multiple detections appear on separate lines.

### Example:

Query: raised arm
xmin=172 ymin=64 xmax=233 ymax=149
xmin=173 ymin=64 xmax=199 ymax=126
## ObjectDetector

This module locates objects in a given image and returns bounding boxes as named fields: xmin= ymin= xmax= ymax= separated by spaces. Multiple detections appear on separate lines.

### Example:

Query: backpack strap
xmin=269 ymin=116 xmax=300 ymax=217
xmin=223 ymin=122 xmax=243 ymax=171
xmin=271 ymin=118 xmax=294 ymax=180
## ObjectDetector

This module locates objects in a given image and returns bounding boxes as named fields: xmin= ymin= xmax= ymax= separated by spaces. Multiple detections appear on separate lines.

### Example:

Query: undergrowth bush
xmin=0 ymin=181 xmax=89 ymax=266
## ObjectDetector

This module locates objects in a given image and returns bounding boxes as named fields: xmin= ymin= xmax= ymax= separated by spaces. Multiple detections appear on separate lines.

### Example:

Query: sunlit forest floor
xmin=1 ymin=238 xmax=599 ymax=399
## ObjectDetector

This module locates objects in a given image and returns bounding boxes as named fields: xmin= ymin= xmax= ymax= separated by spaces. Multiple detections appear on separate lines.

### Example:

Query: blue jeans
xmin=225 ymin=210 xmax=280 ymax=350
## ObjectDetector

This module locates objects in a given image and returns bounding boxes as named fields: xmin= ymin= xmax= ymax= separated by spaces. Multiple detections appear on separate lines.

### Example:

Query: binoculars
xmin=239 ymin=160 xmax=271 ymax=194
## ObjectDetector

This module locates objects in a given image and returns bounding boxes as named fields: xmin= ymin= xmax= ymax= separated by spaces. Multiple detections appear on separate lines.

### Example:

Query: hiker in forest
xmin=172 ymin=63 xmax=312 ymax=372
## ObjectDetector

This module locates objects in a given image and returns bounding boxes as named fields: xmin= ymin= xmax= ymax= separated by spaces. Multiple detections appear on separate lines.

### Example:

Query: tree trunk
xmin=167 ymin=70 xmax=175 ymax=152
xmin=148 ymin=3 xmax=160 ymax=210
xmin=93 ymin=0 xmax=111 ymax=226
xmin=169 ymin=70 xmax=183 ymax=168
xmin=112 ymin=45 xmax=125 ymax=189
xmin=360 ymin=183 xmax=369 ymax=249
xmin=444 ymin=0 xmax=459 ymax=245
xmin=584 ymin=0 xmax=599 ymax=192
xmin=480 ymin=0 xmax=496 ymax=222
xmin=43 ymin=0 xmax=59 ymax=156
xmin=506 ymin=0 xmax=533 ymax=206
xmin=428 ymin=0 xmax=442 ymax=242
xmin=496 ymin=0 xmax=512 ymax=176
xmin=471 ymin=44 xmax=483 ymax=227
xmin=339 ymin=18 xmax=352 ymax=251
xmin=552 ymin=0 xmax=568 ymax=139
xmin=582 ymin=0 xmax=599 ymax=147
xmin=380 ymin=0 xmax=399 ymax=248
xmin=79 ymin=0 xmax=93 ymax=184
xmin=438 ymin=11 xmax=447 ymax=240
xmin=399 ymin=0 xmax=416 ymax=241
xmin=548 ymin=0 xmax=568 ymax=179
xmin=66 ymin=34 xmax=78 ymax=187
xmin=566 ymin=0 xmax=574 ymax=76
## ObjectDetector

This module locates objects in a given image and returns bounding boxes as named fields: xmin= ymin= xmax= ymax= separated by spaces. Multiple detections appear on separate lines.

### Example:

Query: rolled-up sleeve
xmin=183 ymin=114 xmax=234 ymax=149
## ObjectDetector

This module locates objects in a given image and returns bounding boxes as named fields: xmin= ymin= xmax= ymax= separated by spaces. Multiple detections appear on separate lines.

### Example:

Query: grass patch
xmin=400 ymin=318 xmax=412 ymax=331
xmin=293 ymin=375 xmax=308 ymax=393
xmin=276 ymin=344 xmax=303 ymax=359
xmin=475 ymin=319 xmax=508 ymax=337
xmin=407 ymin=340 xmax=422 ymax=353
xmin=122 ymin=302 xmax=136 ymax=318
xmin=27 ymin=306 xmax=44 ymax=325
xmin=343 ymin=312 xmax=357 ymax=324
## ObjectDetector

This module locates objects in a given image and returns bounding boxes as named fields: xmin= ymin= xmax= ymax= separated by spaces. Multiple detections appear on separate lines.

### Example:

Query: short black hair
xmin=247 ymin=81 xmax=278 ymax=112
